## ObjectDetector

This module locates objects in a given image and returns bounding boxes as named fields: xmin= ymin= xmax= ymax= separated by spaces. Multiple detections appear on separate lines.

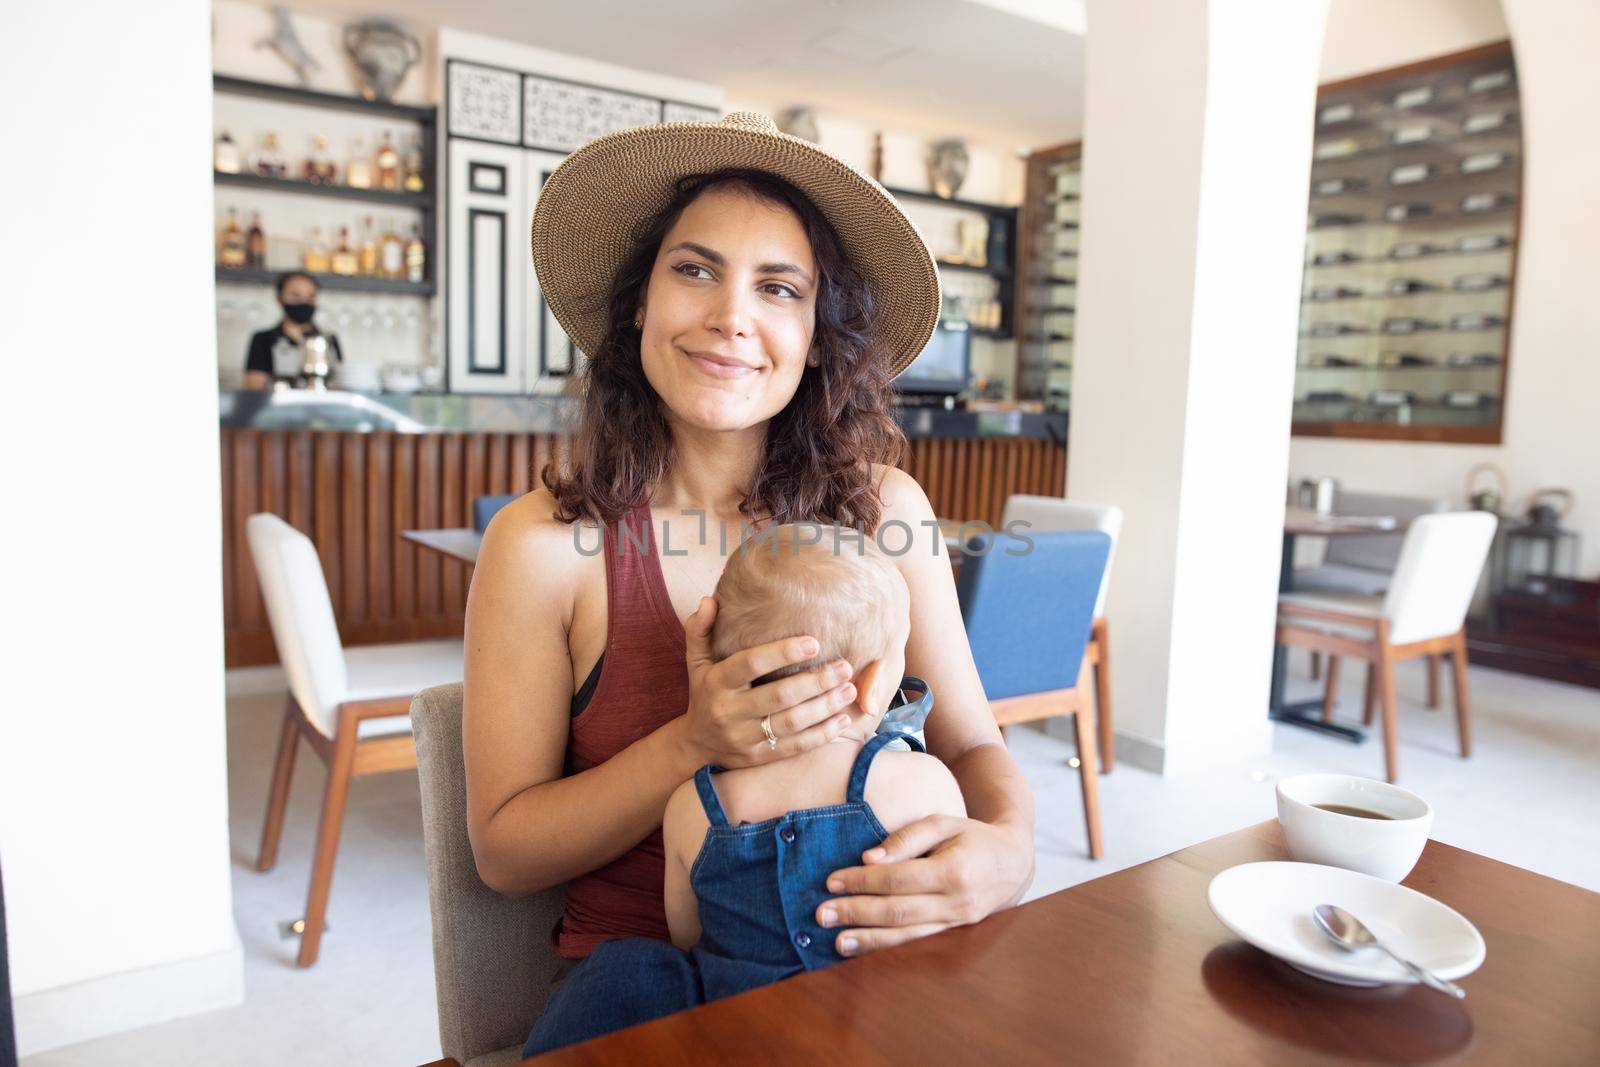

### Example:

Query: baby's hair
xmin=710 ymin=523 xmax=909 ymax=688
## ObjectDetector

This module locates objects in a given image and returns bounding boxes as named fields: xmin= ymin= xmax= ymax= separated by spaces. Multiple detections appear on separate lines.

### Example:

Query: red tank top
xmin=555 ymin=498 xmax=689 ymax=959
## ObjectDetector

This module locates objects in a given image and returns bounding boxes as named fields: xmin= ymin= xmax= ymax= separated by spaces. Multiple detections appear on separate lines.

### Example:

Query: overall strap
xmin=845 ymin=732 xmax=925 ymax=805
xmin=693 ymin=764 xmax=732 ymax=828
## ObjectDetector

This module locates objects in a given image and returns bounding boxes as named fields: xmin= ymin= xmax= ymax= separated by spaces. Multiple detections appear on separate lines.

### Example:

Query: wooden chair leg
xmin=1450 ymin=630 xmax=1474 ymax=758
xmin=1072 ymin=671 xmax=1103 ymax=861
xmin=1377 ymin=638 xmax=1401 ymax=783
xmin=257 ymin=697 xmax=302 ymax=873
xmin=1321 ymin=657 xmax=1343 ymax=723
xmin=1362 ymin=663 xmax=1377 ymax=726
xmin=1427 ymin=654 xmax=1441 ymax=709
xmin=1310 ymin=651 xmax=1322 ymax=681
xmin=1093 ymin=621 xmax=1113 ymax=774
xmin=297 ymin=712 xmax=359 ymax=968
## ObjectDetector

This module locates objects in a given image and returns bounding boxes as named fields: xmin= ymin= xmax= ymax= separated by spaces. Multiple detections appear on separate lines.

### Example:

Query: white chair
xmin=1276 ymin=511 xmax=1496 ymax=783
xmin=1000 ymin=495 xmax=1124 ymax=772
xmin=247 ymin=512 xmax=465 ymax=967
xmin=1294 ymin=490 xmax=1450 ymax=698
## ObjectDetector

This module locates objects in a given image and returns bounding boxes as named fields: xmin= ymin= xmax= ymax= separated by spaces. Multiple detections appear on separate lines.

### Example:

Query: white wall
xmin=1320 ymin=0 xmax=1508 ymax=81
xmin=1071 ymin=0 xmax=1327 ymax=773
xmin=0 ymin=0 xmax=242 ymax=1055
xmin=1292 ymin=0 xmax=1600 ymax=577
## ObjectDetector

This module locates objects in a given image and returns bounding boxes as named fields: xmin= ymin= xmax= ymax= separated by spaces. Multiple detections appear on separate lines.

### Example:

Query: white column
xmin=1069 ymin=0 xmax=1329 ymax=774
xmin=0 ymin=0 xmax=242 ymax=1055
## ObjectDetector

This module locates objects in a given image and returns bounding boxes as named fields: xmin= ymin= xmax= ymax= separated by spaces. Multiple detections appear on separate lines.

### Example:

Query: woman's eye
xmin=673 ymin=262 xmax=711 ymax=280
xmin=763 ymin=283 xmax=800 ymax=299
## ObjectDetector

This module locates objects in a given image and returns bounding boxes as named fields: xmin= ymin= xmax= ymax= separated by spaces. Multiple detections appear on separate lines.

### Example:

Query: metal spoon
xmin=1313 ymin=904 xmax=1466 ymax=998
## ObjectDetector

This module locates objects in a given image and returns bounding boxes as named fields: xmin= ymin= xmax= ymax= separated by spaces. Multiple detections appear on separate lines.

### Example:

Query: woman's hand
xmin=680 ymin=596 xmax=863 ymax=769
xmin=815 ymin=813 xmax=1033 ymax=956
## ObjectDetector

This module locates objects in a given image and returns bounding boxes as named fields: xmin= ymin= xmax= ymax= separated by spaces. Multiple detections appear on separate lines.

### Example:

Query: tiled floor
xmin=23 ymin=656 xmax=1599 ymax=1066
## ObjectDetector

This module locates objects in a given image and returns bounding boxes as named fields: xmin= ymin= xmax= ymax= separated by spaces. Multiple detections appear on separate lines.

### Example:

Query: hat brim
xmin=530 ymin=120 xmax=941 ymax=380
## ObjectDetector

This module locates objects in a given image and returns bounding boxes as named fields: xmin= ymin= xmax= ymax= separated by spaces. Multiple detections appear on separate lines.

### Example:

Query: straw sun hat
xmin=530 ymin=111 xmax=941 ymax=379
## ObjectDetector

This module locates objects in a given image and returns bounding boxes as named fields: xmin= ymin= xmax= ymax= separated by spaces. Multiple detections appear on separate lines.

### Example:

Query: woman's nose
xmin=704 ymin=283 xmax=755 ymax=339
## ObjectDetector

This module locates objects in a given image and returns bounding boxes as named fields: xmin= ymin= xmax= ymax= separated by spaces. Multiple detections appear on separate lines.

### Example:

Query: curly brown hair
xmin=542 ymin=167 xmax=906 ymax=534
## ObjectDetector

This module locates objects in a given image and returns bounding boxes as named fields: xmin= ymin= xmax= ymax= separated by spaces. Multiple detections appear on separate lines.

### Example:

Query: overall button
xmin=779 ymin=826 xmax=797 ymax=844
xmin=794 ymin=932 xmax=812 ymax=949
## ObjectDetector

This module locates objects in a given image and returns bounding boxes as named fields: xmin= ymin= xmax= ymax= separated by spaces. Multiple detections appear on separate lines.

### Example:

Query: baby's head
xmin=711 ymin=523 xmax=910 ymax=742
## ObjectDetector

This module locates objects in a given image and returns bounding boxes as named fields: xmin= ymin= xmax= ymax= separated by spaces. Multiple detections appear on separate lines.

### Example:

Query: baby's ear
xmin=850 ymin=657 xmax=888 ymax=718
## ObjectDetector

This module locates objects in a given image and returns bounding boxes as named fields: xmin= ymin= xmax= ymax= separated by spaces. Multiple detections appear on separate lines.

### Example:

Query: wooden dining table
xmin=475 ymin=820 xmax=1598 ymax=1066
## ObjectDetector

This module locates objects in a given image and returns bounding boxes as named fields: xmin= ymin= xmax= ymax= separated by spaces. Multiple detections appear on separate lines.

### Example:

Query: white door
xmin=524 ymin=148 xmax=584 ymax=394
xmin=448 ymin=140 xmax=527 ymax=393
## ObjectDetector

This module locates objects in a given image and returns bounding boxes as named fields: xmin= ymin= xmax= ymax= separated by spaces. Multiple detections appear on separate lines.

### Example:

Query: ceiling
xmin=299 ymin=0 xmax=1087 ymax=150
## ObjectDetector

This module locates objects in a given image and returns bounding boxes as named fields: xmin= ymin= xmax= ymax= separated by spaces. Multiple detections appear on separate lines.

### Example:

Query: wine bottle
xmin=380 ymin=218 xmax=405 ymax=279
xmin=358 ymin=216 xmax=379 ymax=277
xmin=375 ymin=131 xmax=401 ymax=191
xmin=403 ymin=133 xmax=425 ymax=192
xmin=219 ymin=207 xmax=247 ymax=268
xmin=331 ymin=226 xmax=358 ymax=276
xmin=304 ymin=134 xmax=337 ymax=185
xmin=246 ymin=211 xmax=266 ymax=269
xmin=347 ymin=137 xmax=373 ymax=189
xmin=214 ymin=130 xmax=242 ymax=174
xmin=253 ymin=132 xmax=288 ymax=179
xmin=304 ymin=226 xmax=330 ymax=273
xmin=405 ymin=224 xmax=426 ymax=283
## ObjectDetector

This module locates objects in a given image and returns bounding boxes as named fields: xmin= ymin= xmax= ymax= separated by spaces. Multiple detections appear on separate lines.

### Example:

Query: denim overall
xmin=523 ymin=721 xmax=929 ymax=1058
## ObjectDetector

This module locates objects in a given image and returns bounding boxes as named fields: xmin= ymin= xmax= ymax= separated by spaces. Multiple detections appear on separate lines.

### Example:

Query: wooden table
xmin=1271 ymin=508 xmax=1409 ymax=741
xmin=504 ymin=821 xmax=1599 ymax=1066
xmin=402 ymin=528 xmax=482 ymax=567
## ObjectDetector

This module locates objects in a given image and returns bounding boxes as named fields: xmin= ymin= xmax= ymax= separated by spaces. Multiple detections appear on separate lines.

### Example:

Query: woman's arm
xmin=816 ymin=465 xmax=1036 ymax=953
xmin=464 ymin=491 xmax=864 ymax=896
xmin=463 ymin=494 xmax=697 ymax=894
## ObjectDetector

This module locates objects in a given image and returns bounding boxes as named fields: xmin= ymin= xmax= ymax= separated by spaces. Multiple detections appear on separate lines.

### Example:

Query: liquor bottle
xmin=214 ymin=130 xmax=242 ymax=174
xmin=380 ymin=217 xmax=405 ymax=279
xmin=358 ymin=216 xmax=379 ymax=277
xmin=246 ymin=211 xmax=266 ymax=269
xmin=304 ymin=226 xmax=331 ymax=273
xmin=304 ymin=134 xmax=337 ymax=185
xmin=347 ymin=137 xmax=373 ymax=189
xmin=403 ymin=133 xmax=425 ymax=192
xmin=219 ymin=207 xmax=247 ymax=268
xmin=405 ymin=223 xmax=426 ymax=283
xmin=375 ymin=131 xmax=401 ymax=191
xmin=253 ymin=132 xmax=288 ymax=179
xmin=331 ymin=226 xmax=358 ymax=276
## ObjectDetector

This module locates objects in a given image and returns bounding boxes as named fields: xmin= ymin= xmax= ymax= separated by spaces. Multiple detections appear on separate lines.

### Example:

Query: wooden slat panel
xmin=488 ymin=434 xmax=509 ymax=495
xmin=219 ymin=432 xmax=236 ymax=628
xmin=232 ymin=430 xmax=262 ymax=628
xmin=368 ymin=434 xmax=393 ymax=620
xmin=341 ymin=434 xmax=368 ymax=624
xmin=441 ymin=433 xmax=465 ymax=618
xmin=288 ymin=431 xmax=312 ymax=532
xmin=393 ymin=434 xmax=417 ymax=621
xmin=314 ymin=432 xmax=342 ymax=618
xmin=511 ymin=434 xmax=531 ymax=495
xmin=416 ymin=434 xmax=442 ymax=619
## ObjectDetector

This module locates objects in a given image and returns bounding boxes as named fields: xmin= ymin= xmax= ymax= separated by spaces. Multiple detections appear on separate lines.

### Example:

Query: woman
xmin=463 ymin=112 xmax=1035 ymax=1032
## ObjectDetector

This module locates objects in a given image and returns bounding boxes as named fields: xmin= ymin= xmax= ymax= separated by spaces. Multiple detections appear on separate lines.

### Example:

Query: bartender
xmin=243 ymin=271 xmax=344 ymax=389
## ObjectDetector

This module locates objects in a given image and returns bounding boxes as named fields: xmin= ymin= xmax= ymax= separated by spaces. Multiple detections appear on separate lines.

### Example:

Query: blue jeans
xmin=522 ymin=938 xmax=702 ymax=1058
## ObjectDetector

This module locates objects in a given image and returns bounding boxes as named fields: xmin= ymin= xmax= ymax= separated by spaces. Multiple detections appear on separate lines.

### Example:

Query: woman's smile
xmin=685 ymin=349 xmax=762 ymax=379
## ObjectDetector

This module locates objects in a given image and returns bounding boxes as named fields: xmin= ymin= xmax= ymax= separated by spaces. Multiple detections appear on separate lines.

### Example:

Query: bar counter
xmin=220 ymin=389 xmax=1068 ymax=666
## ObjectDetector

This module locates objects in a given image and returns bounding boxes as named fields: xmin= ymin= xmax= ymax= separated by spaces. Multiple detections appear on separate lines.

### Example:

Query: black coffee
xmin=1313 ymin=803 xmax=1394 ymax=820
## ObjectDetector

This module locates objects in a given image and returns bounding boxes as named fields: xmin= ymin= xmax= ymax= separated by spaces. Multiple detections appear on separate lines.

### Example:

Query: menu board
xmin=447 ymin=62 xmax=521 ymax=144
xmin=522 ymin=75 xmax=661 ymax=153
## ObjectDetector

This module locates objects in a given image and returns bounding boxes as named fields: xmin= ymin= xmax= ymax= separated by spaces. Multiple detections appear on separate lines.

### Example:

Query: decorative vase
xmin=342 ymin=18 xmax=421 ymax=103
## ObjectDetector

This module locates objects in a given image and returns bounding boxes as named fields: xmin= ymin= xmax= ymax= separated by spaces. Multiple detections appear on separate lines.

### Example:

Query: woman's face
xmin=637 ymin=185 xmax=818 ymax=433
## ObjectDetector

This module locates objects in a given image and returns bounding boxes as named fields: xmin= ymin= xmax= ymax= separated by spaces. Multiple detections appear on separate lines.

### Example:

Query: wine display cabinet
xmin=1017 ymin=141 xmax=1081 ymax=408
xmin=1294 ymin=42 xmax=1520 ymax=444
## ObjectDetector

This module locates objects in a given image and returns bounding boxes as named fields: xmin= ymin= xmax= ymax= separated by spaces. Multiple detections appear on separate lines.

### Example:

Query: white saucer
xmin=1207 ymin=861 xmax=1485 ymax=987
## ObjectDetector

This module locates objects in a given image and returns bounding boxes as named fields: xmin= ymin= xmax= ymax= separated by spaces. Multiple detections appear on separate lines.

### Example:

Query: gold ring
xmin=761 ymin=715 xmax=778 ymax=750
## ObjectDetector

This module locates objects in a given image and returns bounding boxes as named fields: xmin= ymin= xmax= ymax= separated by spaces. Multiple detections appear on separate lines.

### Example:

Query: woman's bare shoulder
xmin=473 ymin=488 xmax=601 ymax=621
xmin=869 ymin=463 xmax=937 ymax=524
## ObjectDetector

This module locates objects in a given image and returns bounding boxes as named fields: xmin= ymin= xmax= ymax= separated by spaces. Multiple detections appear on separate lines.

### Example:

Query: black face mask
xmin=282 ymin=302 xmax=316 ymax=325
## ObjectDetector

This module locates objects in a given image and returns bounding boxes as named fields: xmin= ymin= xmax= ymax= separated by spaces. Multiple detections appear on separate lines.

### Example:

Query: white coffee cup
xmin=1276 ymin=773 xmax=1433 ymax=881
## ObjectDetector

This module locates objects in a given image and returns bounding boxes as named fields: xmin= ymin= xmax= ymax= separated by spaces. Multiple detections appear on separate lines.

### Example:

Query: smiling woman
xmin=462 ymin=111 xmax=1035 ymax=1057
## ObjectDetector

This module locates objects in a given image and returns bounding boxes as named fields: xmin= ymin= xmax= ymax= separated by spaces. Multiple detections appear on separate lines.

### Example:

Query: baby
xmin=661 ymin=523 xmax=966 ymax=992
xmin=522 ymin=524 xmax=966 ymax=1058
